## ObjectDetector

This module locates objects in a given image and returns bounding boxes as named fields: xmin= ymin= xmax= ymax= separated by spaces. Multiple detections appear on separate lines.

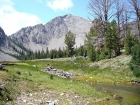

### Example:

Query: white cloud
xmin=47 ymin=0 xmax=73 ymax=11
xmin=0 ymin=0 xmax=14 ymax=7
xmin=0 ymin=0 xmax=42 ymax=36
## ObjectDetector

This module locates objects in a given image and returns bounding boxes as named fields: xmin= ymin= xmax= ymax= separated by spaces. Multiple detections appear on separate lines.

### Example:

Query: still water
xmin=92 ymin=83 xmax=140 ymax=104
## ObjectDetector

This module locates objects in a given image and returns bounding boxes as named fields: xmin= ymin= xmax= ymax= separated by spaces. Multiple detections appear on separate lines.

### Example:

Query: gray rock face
xmin=0 ymin=27 xmax=22 ymax=61
xmin=10 ymin=14 xmax=92 ymax=51
xmin=0 ymin=27 xmax=7 ymax=46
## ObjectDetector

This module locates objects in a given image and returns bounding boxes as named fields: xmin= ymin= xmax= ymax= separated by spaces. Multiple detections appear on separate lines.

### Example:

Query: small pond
xmin=92 ymin=83 xmax=140 ymax=104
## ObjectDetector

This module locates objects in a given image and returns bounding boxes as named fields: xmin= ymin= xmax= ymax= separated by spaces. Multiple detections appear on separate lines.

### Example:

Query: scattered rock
xmin=43 ymin=67 xmax=75 ymax=78
xmin=47 ymin=101 xmax=55 ymax=105
xmin=23 ymin=99 xmax=26 ymax=103
xmin=29 ymin=93 xmax=32 ymax=97
xmin=12 ymin=88 xmax=96 ymax=105
xmin=131 ymin=80 xmax=140 ymax=86
xmin=75 ymin=96 xmax=78 ymax=98
xmin=0 ymin=84 xmax=4 ymax=90
xmin=60 ymin=93 xmax=64 ymax=96
xmin=0 ymin=62 xmax=4 ymax=70
xmin=113 ymin=94 xmax=123 ymax=100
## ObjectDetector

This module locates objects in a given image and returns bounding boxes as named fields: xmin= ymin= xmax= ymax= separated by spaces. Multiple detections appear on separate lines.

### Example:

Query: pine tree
xmin=125 ymin=29 xmax=134 ymax=55
xmin=37 ymin=50 xmax=41 ymax=59
xmin=79 ymin=45 xmax=84 ymax=56
xmin=85 ymin=28 xmax=98 ymax=61
xmin=62 ymin=47 xmax=67 ymax=57
xmin=45 ymin=47 xmax=49 ymax=58
xmin=111 ymin=20 xmax=121 ymax=56
xmin=41 ymin=48 xmax=45 ymax=58
xmin=34 ymin=50 xmax=38 ymax=59
xmin=89 ymin=44 xmax=96 ymax=61
xmin=130 ymin=43 xmax=140 ymax=77
xmin=64 ymin=31 xmax=76 ymax=57
xmin=50 ymin=49 xmax=54 ymax=59
xmin=105 ymin=20 xmax=121 ymax=58
xmin=58 ymin=47 xmax=63 ymax=58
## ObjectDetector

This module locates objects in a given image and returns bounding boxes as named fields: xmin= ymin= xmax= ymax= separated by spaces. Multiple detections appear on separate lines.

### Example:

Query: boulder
xmin=0 ymin=62 xmax=4 ymax=70
xmin=0 ymin=84 xmax=4 ymax=90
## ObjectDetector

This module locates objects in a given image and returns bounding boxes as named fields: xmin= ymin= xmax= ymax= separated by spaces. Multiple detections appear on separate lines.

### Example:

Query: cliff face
xmin=10 ymin=14 xmax=92 ymax=51
xmin=0 ymin=27 xmax=7 ymax=47
xmin=0 ymin=27 xmax=18 ymax=61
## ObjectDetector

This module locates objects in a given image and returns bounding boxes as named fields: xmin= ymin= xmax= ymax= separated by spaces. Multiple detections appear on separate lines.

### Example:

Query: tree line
xmin=11 ymin=0 xmax=140 ymax=77
xmin=85 ymin=0 xmax=140 ymax=77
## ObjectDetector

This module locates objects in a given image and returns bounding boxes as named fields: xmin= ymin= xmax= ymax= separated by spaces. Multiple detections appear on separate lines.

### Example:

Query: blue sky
xmin=0 ymin=0 xmax=91 ymax=35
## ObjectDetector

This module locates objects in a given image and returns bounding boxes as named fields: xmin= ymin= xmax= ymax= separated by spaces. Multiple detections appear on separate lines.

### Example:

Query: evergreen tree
xmin=50 ymin=49 xmax=54 ymax=59
xmin=129 ymin=43 xmax=140 ymax=77
xmin=58 ymin=47 xmax=63 ymax=58
xmin=111 ymin=21 xmax=121 ymax=56
xmin=125 ymin=29 xmax=135 ymax=55
xmin=64 ymin=31 xmax=76 ymax=57
xmin=89 ymin=44 xmax=96 ymax=61
xmin=37 ymin=50 xmax=41 ymax=59
xmin=34 ymin=50 xmax=38 ymax=59
xmin=85 ymin=28 xmax=98 ymax=61
xmin=45 ymin=47 xmax=49 ymax=58
xmin=79 ymin=45 xmax=84 ymax=56
xmin=105 ymin=21 xmax=114 ymax=58
xmin=105 ymin=20 xmax=121 ymax=58
xmin=74 ymin=46 xmax=78 ymax=56
xmin=41 ymin=48 xmax=45 ymax=58
xmin=62 ymin=47 xmax=67 ymax=57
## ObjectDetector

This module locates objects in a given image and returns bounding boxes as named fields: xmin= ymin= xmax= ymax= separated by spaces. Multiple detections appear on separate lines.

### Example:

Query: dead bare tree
xmin=88 ymin=0 xmax=115 ymax=36
xmin=118 ymin=2 xmax=132 ymax=38
xmin=128 ymin=0 xmax=140 ymax=37
xmin=115 ymin=0 xmax=124 ymax=34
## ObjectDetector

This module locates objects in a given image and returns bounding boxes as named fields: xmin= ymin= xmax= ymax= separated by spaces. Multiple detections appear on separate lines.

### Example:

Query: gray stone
xmin=43 ymin=67 xmax=75 ymax=78
xmin=0 ymin=84 xmax=4 ymax=90
xmin=0 ymin=62 xmax=4 ymax=70
xmin=46 ymin=101 xmax=55 ymax=105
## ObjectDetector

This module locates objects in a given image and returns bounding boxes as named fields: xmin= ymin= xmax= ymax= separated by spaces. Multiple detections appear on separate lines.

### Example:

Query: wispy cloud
xmin=47 ymin=0 xmax=73 ymax=11
xmin=0 ymin=0 xmax=42 ymax=36
xmin=0 ymin=0 xmax=14 ymax=7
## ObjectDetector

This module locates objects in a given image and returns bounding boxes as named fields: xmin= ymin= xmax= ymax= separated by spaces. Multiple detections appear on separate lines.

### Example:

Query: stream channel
xmin=92 ymin=83 xmax=140 ymax=104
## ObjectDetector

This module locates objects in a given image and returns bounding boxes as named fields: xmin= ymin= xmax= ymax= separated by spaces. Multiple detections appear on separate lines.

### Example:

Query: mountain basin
xmin=92 ymin=83 xmax=140 ymax=104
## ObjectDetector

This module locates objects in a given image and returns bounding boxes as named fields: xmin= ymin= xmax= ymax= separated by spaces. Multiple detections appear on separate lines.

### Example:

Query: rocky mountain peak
xmin=0 ymin=27 xmax=7 ymax=46
xmin=0 ymin=27 xmax=6 ymax=37
xmin=10 ymin=14 xmax=92 ymax=51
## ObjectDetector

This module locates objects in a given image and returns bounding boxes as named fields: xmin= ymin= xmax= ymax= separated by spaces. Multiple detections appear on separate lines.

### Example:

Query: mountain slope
xmin=10 ymin=14 xmax=92 ymax=51
xmin=0 ymin=27 xmax=19 ymax=61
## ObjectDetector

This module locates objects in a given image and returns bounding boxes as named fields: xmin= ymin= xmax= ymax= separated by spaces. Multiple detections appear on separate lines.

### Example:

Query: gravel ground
xmin=6 ymin=88 xmax=95 ymax=105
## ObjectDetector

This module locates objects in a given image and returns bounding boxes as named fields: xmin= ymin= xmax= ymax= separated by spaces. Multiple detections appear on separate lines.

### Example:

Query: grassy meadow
xmin=0 ymin=55 xmax=140 ymax=104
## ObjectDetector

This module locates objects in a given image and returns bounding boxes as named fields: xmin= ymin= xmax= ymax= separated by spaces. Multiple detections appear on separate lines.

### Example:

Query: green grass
xmin=39 ymin=56 xmax=139 ymax=84
xmin=0 ymin=55 xmax=140 ymax=104
xmin=1 ymin=60 xmax=109 ymax=103
xmin=10 ymin=62 xmax=107 ymax=97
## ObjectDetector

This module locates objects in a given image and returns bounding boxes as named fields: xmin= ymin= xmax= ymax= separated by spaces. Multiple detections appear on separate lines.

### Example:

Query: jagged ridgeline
xmin=0 ymin=27 xmax=34 ymax=60
xmin=0 ymin=14 xmax=139 ymax=61
xmin=10 ymin=14 xmax=92 ymax=51
xmin=0 ymin=14 xmax=92 ymax=60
